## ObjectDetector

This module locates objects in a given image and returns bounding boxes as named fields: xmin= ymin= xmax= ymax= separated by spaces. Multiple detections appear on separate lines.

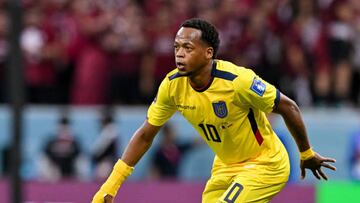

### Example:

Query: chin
xmin=177 ymin=68 xmax=186 ymax=74
xmin=178 ymin=70 xmax=191 ymax=76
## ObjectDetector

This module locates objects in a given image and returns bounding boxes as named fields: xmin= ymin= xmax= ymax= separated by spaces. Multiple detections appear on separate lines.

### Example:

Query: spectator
xmin=38 ymin=116 xmax=82 ymax=181
xmin=91 ymin=113 xmax=119 ymax=180
xmin=109 ymin=2 xmax=147 ymax=104
xmin=149 ymin=124 xmax=197 ymax=180
xmin=70 ymin=0 xmax=114 ymax=105
xmin=282 ymin=0 xmax=322 ymax=106
xmin=140 ymin=4 xmax=178 ymax=102
xmin=21 ymin=5 xmax=58 ymax=104
xmin=350 ymin=0 xmax=360 ymax=105
xmin=42 ymin=0 xmax=82 ymax=104
xmin=315 ymin=0 xmax=356 ymax=106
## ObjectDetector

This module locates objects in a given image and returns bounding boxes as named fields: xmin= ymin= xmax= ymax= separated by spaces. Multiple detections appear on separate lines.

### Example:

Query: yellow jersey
xmin=147 ymin=59 xmax=289 ymax=183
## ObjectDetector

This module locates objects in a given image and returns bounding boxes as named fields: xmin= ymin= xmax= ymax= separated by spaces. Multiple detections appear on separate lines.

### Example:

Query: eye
xmin=185 ymin=46 xmax=193 ymax=51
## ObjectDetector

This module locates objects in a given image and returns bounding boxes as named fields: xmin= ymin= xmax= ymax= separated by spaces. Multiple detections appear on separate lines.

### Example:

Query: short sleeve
xmin=147 ymin=78 xmax=177 ymax=126
xmin=235 ymin=69 xmax=280 ymax=113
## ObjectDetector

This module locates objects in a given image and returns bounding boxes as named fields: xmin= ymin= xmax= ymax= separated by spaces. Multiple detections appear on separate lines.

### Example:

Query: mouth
xmin=176 ymin=62 xmax=186 ymax=71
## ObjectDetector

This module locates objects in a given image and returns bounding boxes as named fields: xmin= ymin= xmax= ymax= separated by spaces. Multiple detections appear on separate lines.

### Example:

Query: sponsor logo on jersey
xmin=176 ymin=104 xmax=196 ymax=110
xmin=212 ymin=101 xmax=228 ymax=118
xmin=250 ymin=77 xmax=266 ymax=96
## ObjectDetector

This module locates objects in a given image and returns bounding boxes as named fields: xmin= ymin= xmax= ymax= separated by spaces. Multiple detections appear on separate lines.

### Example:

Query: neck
xmin=189 ymin=60 xmax=213 ymax=89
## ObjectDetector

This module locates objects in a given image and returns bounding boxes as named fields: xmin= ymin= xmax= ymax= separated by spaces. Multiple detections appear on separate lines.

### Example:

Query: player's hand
xmin=104 ymin=195 xmax=114 ymax=203
xmin=300 ymin=152 xmax=336 ymax=180
xmin=92 ymin=190 xmax=114 ymax=203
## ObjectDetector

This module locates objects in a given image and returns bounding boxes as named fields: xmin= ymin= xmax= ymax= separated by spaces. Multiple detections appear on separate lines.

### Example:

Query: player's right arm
xmin=92 ymin=76 xmax=176 ymax=203
xmin=121 ymin=120 xmax=161 ymax=166
xmin=92 ymin=120 xmax=161 ymax=203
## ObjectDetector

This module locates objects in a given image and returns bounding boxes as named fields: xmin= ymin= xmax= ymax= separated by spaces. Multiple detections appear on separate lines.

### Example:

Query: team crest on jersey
xmin=212 ymin=101 xmax=228 ymax=118
xmin=250 ymin=77 xmax=266 ymax=96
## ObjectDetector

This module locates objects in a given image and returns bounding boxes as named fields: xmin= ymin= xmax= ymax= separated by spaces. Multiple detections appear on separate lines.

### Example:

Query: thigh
xmin=218 ymin=180 xmax=286 ymax=203
xmin=202 ymin=176 xmax=233 ymax=203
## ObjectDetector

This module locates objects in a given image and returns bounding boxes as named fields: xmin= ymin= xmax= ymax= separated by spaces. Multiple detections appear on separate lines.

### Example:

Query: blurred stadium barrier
xmin=0 ymin=106 xmax=359 ymax=181
xmin=0 ymin=106 xmax=360 ymax=202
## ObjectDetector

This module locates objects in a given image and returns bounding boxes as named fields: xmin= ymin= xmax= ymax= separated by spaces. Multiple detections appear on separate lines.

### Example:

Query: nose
xmin=176 ymin=47 xmax=185 ymax=58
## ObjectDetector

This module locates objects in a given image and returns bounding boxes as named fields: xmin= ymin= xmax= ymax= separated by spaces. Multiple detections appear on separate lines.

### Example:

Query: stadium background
xmin=1 ymin=0 xmax=360 ymax=202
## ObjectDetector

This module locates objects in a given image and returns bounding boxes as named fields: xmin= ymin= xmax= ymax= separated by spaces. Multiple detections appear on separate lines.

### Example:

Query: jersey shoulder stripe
xmin=212 ymin=60 xmax=239 ymax=81
xmin=168 ymin=72 xmax=183 ymax=80
xmin=212 ymin=68 xmax=238 ymax=81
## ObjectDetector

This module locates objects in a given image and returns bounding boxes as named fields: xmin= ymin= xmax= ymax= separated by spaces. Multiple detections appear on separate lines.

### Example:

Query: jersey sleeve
xmin=235 ymin=69 xmax=280 ymax=113
xmin=147 ymin=78 xmax=177 ymax=126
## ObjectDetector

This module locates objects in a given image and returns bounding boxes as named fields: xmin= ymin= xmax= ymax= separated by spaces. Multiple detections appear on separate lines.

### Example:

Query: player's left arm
xmin=273 ymin=93 xmax=336 ymax=180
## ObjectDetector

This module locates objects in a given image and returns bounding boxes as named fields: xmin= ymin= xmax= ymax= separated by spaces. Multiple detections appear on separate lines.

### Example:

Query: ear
xmin=205 ymin=47 xmax=214 ymax=59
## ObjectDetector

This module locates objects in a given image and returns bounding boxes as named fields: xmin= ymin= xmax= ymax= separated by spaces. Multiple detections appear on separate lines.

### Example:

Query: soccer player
xmin=92 ymin=18 xmax=336 ymax=203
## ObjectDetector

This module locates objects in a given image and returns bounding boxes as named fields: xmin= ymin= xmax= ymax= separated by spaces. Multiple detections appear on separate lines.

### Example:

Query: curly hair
xmin=181 ymin=18 xmax=220 ymax=59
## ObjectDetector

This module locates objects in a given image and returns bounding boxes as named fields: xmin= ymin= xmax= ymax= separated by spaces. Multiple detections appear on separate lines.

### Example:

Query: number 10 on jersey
xmin=198 ymin=123 xmax=221 ymax=142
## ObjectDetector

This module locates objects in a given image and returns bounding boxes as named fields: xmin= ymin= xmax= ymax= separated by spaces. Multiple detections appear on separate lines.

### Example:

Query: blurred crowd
xmin=0 ymin=113 xmax=201 ymax=181
xmin=1 ymin=112 xmax=121 ymax=181
xmin=0 ymin=0 xmax=359 ymax=107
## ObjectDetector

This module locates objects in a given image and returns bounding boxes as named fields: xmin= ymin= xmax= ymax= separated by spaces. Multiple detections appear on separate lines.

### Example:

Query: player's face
xmin=174 ymin=27 xmax=213 ymax=76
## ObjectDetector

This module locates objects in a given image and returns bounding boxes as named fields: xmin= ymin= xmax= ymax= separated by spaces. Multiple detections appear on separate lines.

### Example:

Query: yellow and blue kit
xmin=147 ymin=60 xmax=290 ymax=202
